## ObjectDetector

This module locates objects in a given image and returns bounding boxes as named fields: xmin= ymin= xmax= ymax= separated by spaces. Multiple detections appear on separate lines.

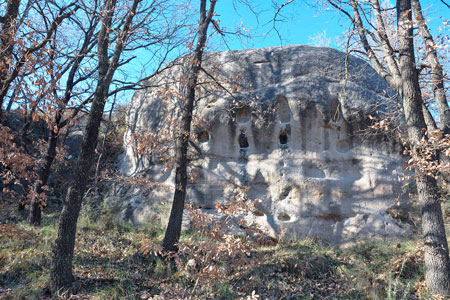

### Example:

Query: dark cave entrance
xmin=238 ymin=131 xmax=249 ymax=148
xmin=279 ymin=129 xmax=288 ymax=145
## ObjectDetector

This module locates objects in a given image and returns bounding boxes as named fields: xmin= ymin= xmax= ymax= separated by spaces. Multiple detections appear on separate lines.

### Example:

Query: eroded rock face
xmin=113 ymin=45 xmax=409 ymax=243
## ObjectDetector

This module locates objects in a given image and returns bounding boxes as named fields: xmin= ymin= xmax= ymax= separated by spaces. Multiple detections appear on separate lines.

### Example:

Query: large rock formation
xmin=109 ymin=45 xmax=409 ymax=243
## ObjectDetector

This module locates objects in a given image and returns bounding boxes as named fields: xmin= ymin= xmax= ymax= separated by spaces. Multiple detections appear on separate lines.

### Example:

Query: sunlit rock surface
xmin=111 ymin=45 xmax=409 ymax=243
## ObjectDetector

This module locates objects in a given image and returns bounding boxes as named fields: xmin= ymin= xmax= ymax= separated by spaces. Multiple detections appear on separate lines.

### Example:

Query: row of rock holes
xmin=239 ymin=130 xmax=288 ymax=148
xmin=197 ymin=129 xmax=288 ymax=147
xmin=202 ymin=129 xmax=350 ymax=153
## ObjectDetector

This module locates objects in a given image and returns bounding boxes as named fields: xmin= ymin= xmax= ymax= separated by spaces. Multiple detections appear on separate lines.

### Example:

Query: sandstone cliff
xmin=108 ymin=45 xmax=409 ymax=243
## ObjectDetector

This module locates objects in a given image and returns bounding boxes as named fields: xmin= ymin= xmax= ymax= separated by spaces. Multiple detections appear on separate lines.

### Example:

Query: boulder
xmin=110 ymin=45 xmax=410 ymax=244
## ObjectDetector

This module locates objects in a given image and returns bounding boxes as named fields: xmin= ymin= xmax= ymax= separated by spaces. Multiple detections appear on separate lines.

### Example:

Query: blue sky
xmin=212 ymin=0 xmax=450 ymax=51
xmin=115 ymin=0 xmax=449 ymax=106
xmin=213 ymin=0 xmax=345 ymax=49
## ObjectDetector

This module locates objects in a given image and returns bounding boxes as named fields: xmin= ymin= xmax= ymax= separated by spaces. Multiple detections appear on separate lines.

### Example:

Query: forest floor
xmin=0 ymin=201 xmax=448 ymax=300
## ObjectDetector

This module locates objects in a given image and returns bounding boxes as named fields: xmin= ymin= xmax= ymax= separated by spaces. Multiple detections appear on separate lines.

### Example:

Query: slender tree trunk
xmin=27 ymin=6 xmax=97 ymax=226
xmin=161 ymin=0 xmax=217 ymax=253
xmin=411 ymin=0 xmax=450 ymax=192
xmin=5 ymin=96 xmax=14 ymax=113
xmin=411 ymin=0 xmax=450 ymax=134
xmin=329 ymin=0 xmax=450 ymax=293
xmin=50 ymin=0 xmax=116 ymax=292
xmin=0 ymin=0 xmax=20 ymax=117
xmin=397 ymin=0 xmax=450 ymax=295
xmin=422 ymin=103 xmax=437 ymax=132
xmin=5 ymin=87 xmax=17 ymax=113
xmin=28 ymin=128 xmax=59 ymax=225
xmin=50 ymin=0 xmax=138 ymax=292
xmin=50 ymin=87 xmax=108 ymax=292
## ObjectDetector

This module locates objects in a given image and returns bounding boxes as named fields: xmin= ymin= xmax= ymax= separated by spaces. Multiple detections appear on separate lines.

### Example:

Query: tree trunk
xmin=397 ymin=0 xmax=450 ymax=295
xmin=422 ymin=103 xmax=437 ymax=132
xmin=161 ymin=0 xmax=217 ymax=253
xmin=50 ymin=86 xmax=108 ymax=292
xmin=0 ymin=0 xmax=20 ymax=116
xmin=50 ymin=0 xmax=138 ymax=292
xmin=411 ymin=0 xmax=450 ymax=134
xmin=5 ymin=87 xmax=16 ymax=113
xmin=28 ymin=128 xmax=59 ymax=225
xmin=329 ymin=0 xmax=450 ymax=293
xmin=411 ymin=0 xmax=450 ymax=192
xmin=50 ymin=0 xmax=116 ymax=292
xmin=27 ymin=4 xmax=97 ymax=225
xmin=417 ymin=176 xmax=450 ymax=294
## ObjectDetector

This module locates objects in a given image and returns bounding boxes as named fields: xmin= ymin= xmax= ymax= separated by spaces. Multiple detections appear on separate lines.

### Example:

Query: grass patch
xmin=0 ymin=203 xmax=444 ymax=299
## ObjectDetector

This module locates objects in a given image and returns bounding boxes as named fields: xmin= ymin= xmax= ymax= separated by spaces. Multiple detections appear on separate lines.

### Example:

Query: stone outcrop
xmin=109 ymin=45 xmax=410 ymax=243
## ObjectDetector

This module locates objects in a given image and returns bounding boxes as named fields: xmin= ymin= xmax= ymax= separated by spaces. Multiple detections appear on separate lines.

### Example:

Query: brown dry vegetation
xmin=1 ymin=199 xmax=449 ymax=299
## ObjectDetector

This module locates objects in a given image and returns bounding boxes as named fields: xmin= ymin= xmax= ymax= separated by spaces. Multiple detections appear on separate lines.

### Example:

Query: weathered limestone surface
xmin=110 ymin=45 xmax=409 ymax=243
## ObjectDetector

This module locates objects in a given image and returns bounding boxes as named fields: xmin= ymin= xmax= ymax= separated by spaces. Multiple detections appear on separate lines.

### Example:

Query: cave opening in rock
xmin=238 ymin=130 xmax=249 ymax=148
xmin=278 ymin=213 xmax=291 ymax=221
xmin=279 ymin=129 xmax=288 ymax=145
xmin=197 ymin=130 xmax=209 ymax=143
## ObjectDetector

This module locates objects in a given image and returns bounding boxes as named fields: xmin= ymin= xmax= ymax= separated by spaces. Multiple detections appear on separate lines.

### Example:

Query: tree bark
xmin=0 ymin=0 xmax=20 ymax=116
xmin=335 ymin=0 xmax=450 ymax=295
xmin=161 ymin=0 xmax=217 ymax=253
xmin=348 ymin=0 xmax=400 ymax=88
xmin=369 ymin=0 xmax=401 ymax=81
xmin=50 ymin=0 xmax=117 ymax=292
xmin=50 ymin=92 xmax=108 ymax=292
xmin=50 ymin=87 xmax=108 ymax=292
xmin=327 ymin=1 xmax=450 ymax=294
xmin=411 ymin=0 xmax=450 ymax=192
xmin=422 ymin=102 xmax=437 ymax=132
xmin=28 ymin=128 xmax=59 ymax=225
xmin=397 ymin=0 xmax=450 ymax=295
xmin=411 ymin=0 xmax=450 ymax=134
xmin=27 ymin=11 xmax=97 ymax=226
xmin=50 ymin=0 xmax=139 ymax=293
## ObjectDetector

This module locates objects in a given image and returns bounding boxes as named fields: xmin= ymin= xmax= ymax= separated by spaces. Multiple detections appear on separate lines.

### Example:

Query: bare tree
xmin=161 ymin=0 xmax=218 ymax=253
xmin=0 ymin=0 xmax=22 ymax=118
xmin=49 ymin=0 xmax=189 ymax=293
xmin=323 ymin=0 xmax=450 ymax=295
xmin=0 ymin=1 xmax=79 ymax=210
xmin=28 ymin=1 xmax=101 ymax=225
xmin=50 ymin=0 xmax=141 ymax=293
xmin=398 ymin=0 xmax=450 ymax=294
xmin=0 ymin=0 xmax=79 ymax=120
xmin=28 ymin=0 xmax=188 ymax=225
